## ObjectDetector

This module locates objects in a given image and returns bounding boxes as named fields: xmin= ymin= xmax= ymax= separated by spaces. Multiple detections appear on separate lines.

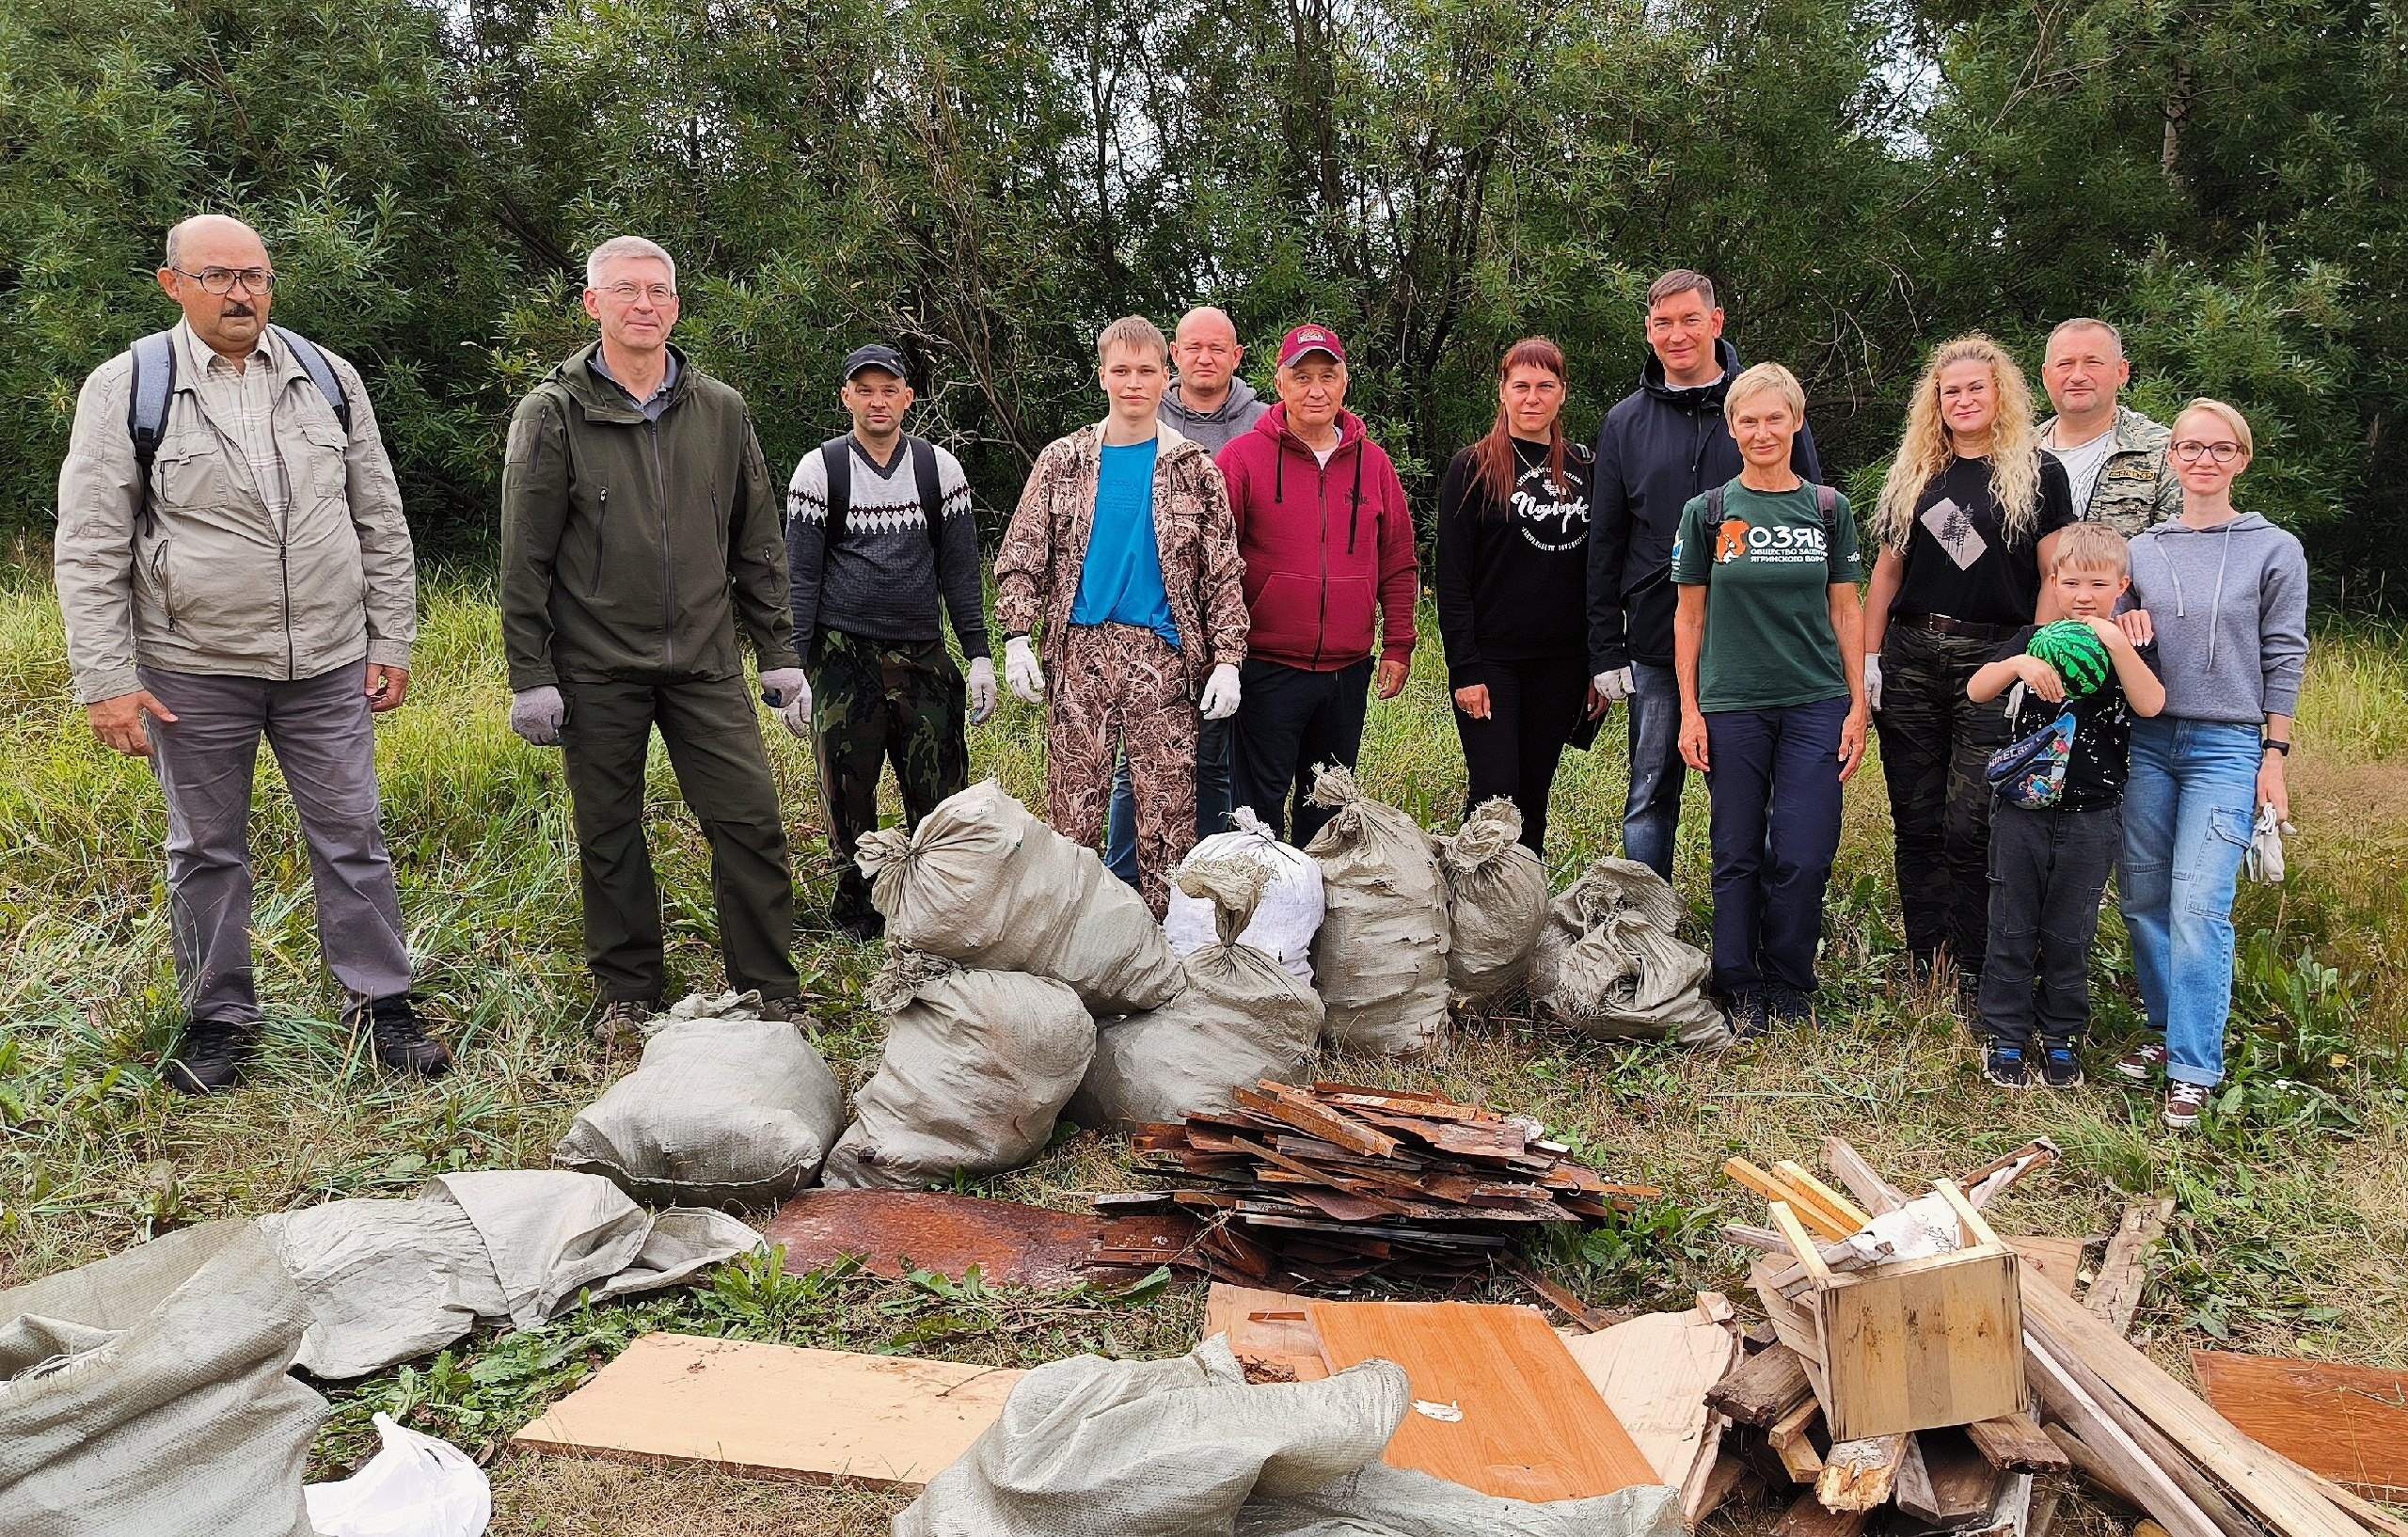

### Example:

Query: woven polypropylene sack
xmin=896 ymin=1337 xmax=1408 ymax=1537
xmin=553 ymin=993 xmax=845 ymax=1208
xmin=1238 ymin=1463 xmax=1686 ymax=1537
xmin=0 ymin=1224 xmax=325 ymax=1537
xmin=1162 ymin=808 xmax=1325 ymax=981
xmin=1069 ymin=859 xmax=1326 ymax=1133
xmin=822 ymin=954 xmax=1094 ymax=1190
xmin=1529 ymin=861 xmax=1730 ymax=1048
xmin=1302 ymin=767 xmax=1451 ymax=1055
xmin=1437 ymin=798 xmax=1549 ymax=1000
xmin=858 ymin=780 xmax=1182 ymax=1014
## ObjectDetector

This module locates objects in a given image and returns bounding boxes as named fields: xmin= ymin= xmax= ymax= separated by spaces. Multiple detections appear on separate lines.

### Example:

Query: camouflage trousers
xmin=1047 ymin=623 xmax=1196 ymax=917
xmin=1874 ymin=624 xmax=2014 ymax=979
xmin=813 ymin=629 xmax=968 ymax=924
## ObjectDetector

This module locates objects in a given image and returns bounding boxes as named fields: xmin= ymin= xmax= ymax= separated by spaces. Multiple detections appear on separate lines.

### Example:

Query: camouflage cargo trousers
xmin=1874 ymin=623 xmax=2014 ymax=979
xmin=1047 ymin=623 xmax=1196 ymax=917
xmin=812 ymin=629 xmax=969 ymax=924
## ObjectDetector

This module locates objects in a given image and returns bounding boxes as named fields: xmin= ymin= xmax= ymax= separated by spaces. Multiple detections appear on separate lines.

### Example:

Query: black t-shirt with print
xmin=1990 ymin=623 xmax=2160 ymax=810
xmin=1890 ymin=454 xmax=2078 ymax=626
xmin=1434 ymin=438 xmax=1594 ymax=685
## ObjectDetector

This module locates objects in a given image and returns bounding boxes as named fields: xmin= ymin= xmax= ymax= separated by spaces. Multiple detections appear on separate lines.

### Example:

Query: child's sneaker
xmin=1725 ymin=990 xmax=1768 ymax=1039
xmin=2115 ymin=1038 xmax=2169 ymax=1082
xmin=1983 ymin=1043 xmax=2030 ymax=1088
xmin=1765 ymin=984 xmax=1817 ymax=1029
xmin=2038 ymin=1040 xmax=2083 ymax=1089
xmin=2163 ymin=1081 xmax=2210 ymax=1131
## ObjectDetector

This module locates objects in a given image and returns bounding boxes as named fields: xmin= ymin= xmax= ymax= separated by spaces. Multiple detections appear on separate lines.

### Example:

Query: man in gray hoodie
xmin=1102 ymin=306 xmax=1266 ymax=882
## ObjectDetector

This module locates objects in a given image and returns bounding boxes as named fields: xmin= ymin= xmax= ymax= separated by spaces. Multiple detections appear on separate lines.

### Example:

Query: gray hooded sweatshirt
xmin=1158 ymin=376 xmax=1269 ymax=455
xmin=2127 ymin=513 xmax=2308 ymax=723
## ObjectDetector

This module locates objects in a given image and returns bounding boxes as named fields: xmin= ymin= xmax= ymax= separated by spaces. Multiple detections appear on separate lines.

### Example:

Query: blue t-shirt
xmin=1071 ymin=438 xmax=1180 ymax=647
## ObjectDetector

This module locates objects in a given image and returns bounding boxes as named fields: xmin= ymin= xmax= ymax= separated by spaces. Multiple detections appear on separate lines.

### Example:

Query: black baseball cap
xmin=842 ymin=343 xmax=909 ymax=382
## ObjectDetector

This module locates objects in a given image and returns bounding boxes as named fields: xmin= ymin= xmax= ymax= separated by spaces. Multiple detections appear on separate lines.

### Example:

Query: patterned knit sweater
xmin=785 ymin=435 xmax=990 ymax=658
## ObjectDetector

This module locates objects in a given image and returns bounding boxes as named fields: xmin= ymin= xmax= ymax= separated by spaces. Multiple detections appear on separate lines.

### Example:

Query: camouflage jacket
xmin=2041 ymin=405 xmax=2181 ymax=537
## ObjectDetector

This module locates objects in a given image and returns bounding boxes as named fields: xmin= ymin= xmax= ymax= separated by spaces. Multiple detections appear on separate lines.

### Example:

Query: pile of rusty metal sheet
xmin=1093 ymin=1079 xmax=1658 ymax=1288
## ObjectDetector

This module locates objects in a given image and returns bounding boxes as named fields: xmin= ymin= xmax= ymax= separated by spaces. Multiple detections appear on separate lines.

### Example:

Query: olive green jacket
xmin=501 ymin=343 xmax=796 ymax=689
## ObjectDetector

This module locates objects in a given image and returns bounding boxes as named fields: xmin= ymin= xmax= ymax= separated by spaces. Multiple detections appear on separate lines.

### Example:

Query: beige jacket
xmin=55 ymin=322 xmax=416 ymax=704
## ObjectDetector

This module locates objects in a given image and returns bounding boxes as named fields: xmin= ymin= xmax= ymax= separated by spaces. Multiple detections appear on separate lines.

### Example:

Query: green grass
xmin=3 ymin=573 xmax=2404 ymax=1534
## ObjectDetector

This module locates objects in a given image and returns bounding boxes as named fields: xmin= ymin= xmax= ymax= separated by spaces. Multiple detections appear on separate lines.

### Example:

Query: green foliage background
xmin=4 ymin=0 xmax=2400 ymax=595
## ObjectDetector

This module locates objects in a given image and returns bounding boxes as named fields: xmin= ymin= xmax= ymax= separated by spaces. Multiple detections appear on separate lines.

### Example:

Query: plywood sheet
xmin=1560 ymin=1305 xmax=1741 ymax=1489
xmin=2192 ymin=1350 xmax=2408 ymax=1500
xmin=764 ymin=1188 xmax=1196 ymax=1290
xmin=1204 ymin=1282 xmax=1328 ymax=1382
xmin=513 ymin=1332 xmax=1022 ymax=1488
xmin=1308 ymin=1299 xmax=1661 ymax=1502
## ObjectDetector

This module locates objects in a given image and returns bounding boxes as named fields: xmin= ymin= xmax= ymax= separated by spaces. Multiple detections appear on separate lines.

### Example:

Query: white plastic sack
xmin=306 ymin=1413 xmax=491 ymax=1537
xmin=1302 ymin=767 xmax=1452 ymax=1056
xmin=859 ymin=779 xmax=1184 ymax=1013
xmin=1163 ymin=808 xmax=1325 ymax=981
xmin=823 ymin=952 xmax=1095 ymax=1190
xmin=552 ymin=990 xmax=845 ymax=1208
xmin=1437 ymin=798 xmax=1549 ymax=1000
xmin=1069 ymin=859 xmax=1326 ymax=1133
xmin=1528 ymin=860 xmax=1730 ymax=1049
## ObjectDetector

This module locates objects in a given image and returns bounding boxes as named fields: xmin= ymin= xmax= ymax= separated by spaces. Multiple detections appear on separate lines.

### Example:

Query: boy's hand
xmin=2013 ymin=653 xmax=2066 ymax=703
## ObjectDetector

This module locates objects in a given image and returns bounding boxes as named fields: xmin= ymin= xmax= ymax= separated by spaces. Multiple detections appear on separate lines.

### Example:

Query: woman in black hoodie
xmin=1435 ymin=338 xmax=1602 ymax=855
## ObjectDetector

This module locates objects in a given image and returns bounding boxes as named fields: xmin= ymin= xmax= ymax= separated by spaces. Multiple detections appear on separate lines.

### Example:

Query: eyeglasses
xmin=601 ymin=282 xmax=678 ymax=305
xmin=174 ymin=266 xmax=276 ymax=295
xmin=2173 ymin=440 xmax=2244 ymax=464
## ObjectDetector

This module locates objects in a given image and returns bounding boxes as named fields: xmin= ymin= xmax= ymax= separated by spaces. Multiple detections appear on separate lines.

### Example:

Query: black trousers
xmin=1230 ymin=657 xmax=1371 ymax=846
xmin=1451 ymin=655 xmax=1590 ymax=855
xmin=1875 ymin=625 xmax=2013 ymax=977
xmin=1978 ymin=802 xmax=2121 ymax=1046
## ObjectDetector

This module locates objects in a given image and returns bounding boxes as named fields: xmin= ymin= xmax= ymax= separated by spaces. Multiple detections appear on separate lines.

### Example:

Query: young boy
xmin=1967 ymin=523 xmax=2165 ymax=1087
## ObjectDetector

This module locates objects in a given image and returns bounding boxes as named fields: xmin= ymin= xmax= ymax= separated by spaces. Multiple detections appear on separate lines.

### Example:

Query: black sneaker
xmin=1725 ymin=990 xmax=1768 ymax=1039
xmin=165 ymin=1016 xmax=254 ymax=1096
xmin=359 ymin=994 xmax=453 ymax=1078
xmin=1956 ymin=972 xmax=1985 ymax=1018
xmin=1764 ymin=984 xmax=1817 ymax=1028
xmin=2037 ymin=1040 xmax=2083 ymax=1089
xmin=1983 ymin=1043 xmax=2030 ymax=1088
xmin=595 ymin=998 xmax=657 ymax=1049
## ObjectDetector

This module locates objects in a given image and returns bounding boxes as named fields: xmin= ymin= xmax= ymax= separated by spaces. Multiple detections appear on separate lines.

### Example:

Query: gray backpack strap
xmin=910 ymin=436 xmax=945 ymax=564
xmin=1814 ymin=483 xmax=1840 ymax=564
xmin=818 ymin=436 xmax=853 ymax=547
xmin=126 ymin=331 xmax=178 ymax=538
xmin=268 ymin=325 xmax=350 ymax=433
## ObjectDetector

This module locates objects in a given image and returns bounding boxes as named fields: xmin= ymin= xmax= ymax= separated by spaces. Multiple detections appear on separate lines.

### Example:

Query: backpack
xmin=127 ymin=325 xmax=350 ymax=536
xmin=1703 ymin=481 xmax=1841 ymax=560
xmin=819 ymin=434 xmax=946 ymax=563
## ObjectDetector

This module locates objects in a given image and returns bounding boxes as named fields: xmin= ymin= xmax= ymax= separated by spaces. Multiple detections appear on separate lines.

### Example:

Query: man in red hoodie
xmin=1217 ymin=325 xmax=1418 ymax=845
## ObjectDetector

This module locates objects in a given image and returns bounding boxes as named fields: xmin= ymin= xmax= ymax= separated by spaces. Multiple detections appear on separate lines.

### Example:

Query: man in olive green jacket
xmin=500 ymin=236 xmax=807 ymax=1041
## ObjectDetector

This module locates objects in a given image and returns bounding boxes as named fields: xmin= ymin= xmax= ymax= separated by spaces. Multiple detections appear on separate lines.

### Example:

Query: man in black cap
xmin=784 ymin=344 xmax=994 ymax=940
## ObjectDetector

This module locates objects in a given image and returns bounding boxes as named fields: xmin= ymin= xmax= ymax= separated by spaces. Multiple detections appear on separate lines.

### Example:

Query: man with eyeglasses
xmin=2036 ymin=317 xmax=2180 ymax=536
xmin=55 ymin=213 xmax=445 ymax=1094
xmin=501 ymin=235 xmax=810 ymax=1044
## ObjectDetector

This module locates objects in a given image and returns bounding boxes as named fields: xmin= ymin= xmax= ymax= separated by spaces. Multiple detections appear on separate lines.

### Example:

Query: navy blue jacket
xmin=1585 ymin=338 xmax=1823 ymax=671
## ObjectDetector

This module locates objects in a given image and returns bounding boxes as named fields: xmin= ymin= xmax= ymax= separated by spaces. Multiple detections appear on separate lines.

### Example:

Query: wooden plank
xmin=1505 ymin=1255 xmax=1628 ymax=1334
xmin=1964 ymin=1412 xmax=2072 ymax=1474
xmin=1692 ymin=1450 xmax=1759 ymax=1526
xmin=1774 ymin=1488 xmax=1871 ymax=1537
xmin=2023 ymin=1276 xmax=2364 ymax=1537
xmin=2022 ymin=1332 xmax=2226 ymax=1537
xmin=1896 ymin=1427 xmax=2005 ymax=1529
xmin=2193 ymin=1350 xmax=2408 ymax=1502
xmin=1709 ymin=1341 xmax=1818 ymax=1427
xmin=2085 ymin=1197 xmax=2175 ymax=1335
xmin=1558 ymin=1303 xmax=1741 ymax=1495
xmin=2043 ymin=1424 xmax=2146 ymax=1517
xmin=1203 ymin=1282 xmax=1328 ymax=1382
xmin=512 ymin=1333 xmax=1022 ymax=1488
xmin=1817 ymin=1240 xmax=2026 ymax=1439
xmin=1963 ymin=1471 xmax=2036 ymax=1537
xmin=2006 ymin=1235 xmax=2085 ymax=1299
xmin=1233 ymin=1083 xmax=1402 ymax=1159
xmin=1773 ymin=1161 xmax=1873 ymax=1235
xmin=1729 ymin=1159 xmax=1854 ymax=1243
xmin=1772 ymin=1202 xmax=1837 ymax=1276
xmin=2029 ymin=1324 xmax=2257 ymax=1537
xmin=1767 ymin=1395 xmax=1826 ymax=1482
xmin=1814 ymin=1434 xmax=1909 ymax=1512
xmin=1308 ymin=1299 xmax=1661 ymax=1501
xmin=2270 ymin=1450 xmax=2408 ymax=1537
xmin=1822 ymin=1138 xmax=1909 ymax=1215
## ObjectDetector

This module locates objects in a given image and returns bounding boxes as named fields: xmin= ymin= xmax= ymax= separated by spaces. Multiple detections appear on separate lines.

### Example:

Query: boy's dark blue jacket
xmin=1585 ymin=336 xmax=1824 ymax=672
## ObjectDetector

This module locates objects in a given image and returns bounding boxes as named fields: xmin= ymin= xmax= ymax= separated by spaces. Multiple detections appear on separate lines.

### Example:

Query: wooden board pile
xmin=1096 ymin=1080 xmax=1658 ymax=1288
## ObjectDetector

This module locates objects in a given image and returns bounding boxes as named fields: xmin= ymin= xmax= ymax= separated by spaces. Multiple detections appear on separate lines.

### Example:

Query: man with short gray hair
xmin=55 ymin=213 xmax=443 ymax=1094
xmin=2037 ymin=317 xmax=2179 ymax=535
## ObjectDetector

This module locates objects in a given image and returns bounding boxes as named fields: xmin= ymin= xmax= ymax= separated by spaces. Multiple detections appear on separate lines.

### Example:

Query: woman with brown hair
xmin=1862 ymin=334 xmax=2076 ymax=1003
xmin=1434 ymin=338 xmax=1601 ymax=855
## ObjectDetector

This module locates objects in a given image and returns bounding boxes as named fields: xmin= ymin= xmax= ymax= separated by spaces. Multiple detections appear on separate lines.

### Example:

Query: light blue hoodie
xmin=2127 ymin=513 xmax=2308 ymax=723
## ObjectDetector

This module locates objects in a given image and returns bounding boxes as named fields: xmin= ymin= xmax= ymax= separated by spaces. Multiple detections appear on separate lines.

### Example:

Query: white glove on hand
xmin=1592 ymin=666 xmax=1635 ymax=705
xmin=510 ymin=686 xmax=566 ymax=746
xmin=777 ymin=689 xmax=814 ymax=740
xmin=758 ymin=667 xmax=809 ymax=708
xmin=1864 ymin=656 xmax=1885 ymax=713
xmin=967 ymin=656 xmax=998 ymax=725
xmin=1005 ymin=635 xmax=1045 ymax=704
xmin=1199 ymin=662 xmax=1242 ymax=721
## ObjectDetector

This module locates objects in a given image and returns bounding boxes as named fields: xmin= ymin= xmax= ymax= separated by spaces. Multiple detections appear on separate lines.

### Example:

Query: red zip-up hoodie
xmin=1215 ymin=405 xmax=1418 ymax=673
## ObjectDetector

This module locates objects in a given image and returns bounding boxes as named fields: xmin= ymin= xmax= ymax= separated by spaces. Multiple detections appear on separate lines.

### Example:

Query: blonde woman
xmin=1862 ymin=335 xmax=2076 ymax=1004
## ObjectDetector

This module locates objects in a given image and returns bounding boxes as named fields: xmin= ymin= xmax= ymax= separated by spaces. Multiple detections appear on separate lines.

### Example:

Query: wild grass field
xmin=2 ymin=571 xmax=2404 ymax=1536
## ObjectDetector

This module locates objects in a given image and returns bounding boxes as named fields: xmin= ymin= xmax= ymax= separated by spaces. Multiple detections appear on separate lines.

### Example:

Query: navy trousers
xmin=1703 ymin=696 xmax=1848 ymax=995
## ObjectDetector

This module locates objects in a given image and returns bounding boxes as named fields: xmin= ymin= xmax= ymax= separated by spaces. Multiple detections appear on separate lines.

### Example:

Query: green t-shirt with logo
xmin=1670 ymin=481 xmax=1865 ymax=713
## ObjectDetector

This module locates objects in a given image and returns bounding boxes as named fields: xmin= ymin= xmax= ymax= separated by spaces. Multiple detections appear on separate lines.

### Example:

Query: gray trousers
xmin=141 ymin=663 xmax=412 ymax=1022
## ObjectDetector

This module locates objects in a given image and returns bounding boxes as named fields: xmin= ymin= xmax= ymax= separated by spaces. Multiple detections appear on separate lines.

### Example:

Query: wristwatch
xmin=2262 ymin=738 xmax=2291 ymax=756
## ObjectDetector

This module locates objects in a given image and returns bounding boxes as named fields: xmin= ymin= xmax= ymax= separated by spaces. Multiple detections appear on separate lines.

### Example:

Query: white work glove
xmin=509 ymin=686 xmax=566 ymax=746
xmin=967 ymin=656 xmax=998 ymax=725
xmin=758 ymin=667 xmax=809 ymax=708
xmin=1864 ymin=656 xmax=1884 ymax=713
xmin=777 ymin=689 xmax=814 ymax=741
xmin=1199 ymin=662 xmax=1242 ymax=721
xmin=1005 ymin=635 xmax=1045 ymax=704
xmin=1592 ymin=666 xmax=1634 ymax=705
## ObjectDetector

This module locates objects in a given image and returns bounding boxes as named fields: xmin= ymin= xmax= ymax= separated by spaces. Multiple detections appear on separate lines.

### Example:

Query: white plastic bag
xmin=1163 ymin=808 xmax=1325 ymax=981
xmin=304 ymin=1413 xmax=491 ymax=1537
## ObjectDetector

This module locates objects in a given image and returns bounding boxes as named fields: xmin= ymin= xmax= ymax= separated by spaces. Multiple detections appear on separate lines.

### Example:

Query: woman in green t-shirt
xmin=1671 ymin=364 xmax=1870 ymax=1037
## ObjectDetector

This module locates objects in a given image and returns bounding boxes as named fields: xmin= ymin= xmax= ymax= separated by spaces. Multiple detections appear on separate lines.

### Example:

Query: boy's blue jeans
xmin=1978 ymin=802 xmax=2120 ymax=1048
xmin=2119 ymin=717 xmax=2261 ymax=1087
xmin=1105 ymin=715 xmax=1231 ymax=886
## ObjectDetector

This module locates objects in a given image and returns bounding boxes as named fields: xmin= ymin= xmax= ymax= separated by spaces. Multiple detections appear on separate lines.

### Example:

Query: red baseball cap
xmin=1276 ymin=324 xmax=1347 ymax=369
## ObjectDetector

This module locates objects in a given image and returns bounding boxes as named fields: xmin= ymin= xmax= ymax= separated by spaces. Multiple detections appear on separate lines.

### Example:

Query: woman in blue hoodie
xmin=2115 ymin=399 xmax=2308 ymax=1132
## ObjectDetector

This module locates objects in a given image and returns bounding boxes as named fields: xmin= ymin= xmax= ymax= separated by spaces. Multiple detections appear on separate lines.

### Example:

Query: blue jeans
xmin=1703 ymin=698 xmax=1848 ymax=995
xmin=1106 ymin=714 xmax=1232 ymax=886
xmin=2119 ymin=718 xmax=2260 ymax=1087
xmin=1622 ymin=660 xmax=1687 ymax=882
